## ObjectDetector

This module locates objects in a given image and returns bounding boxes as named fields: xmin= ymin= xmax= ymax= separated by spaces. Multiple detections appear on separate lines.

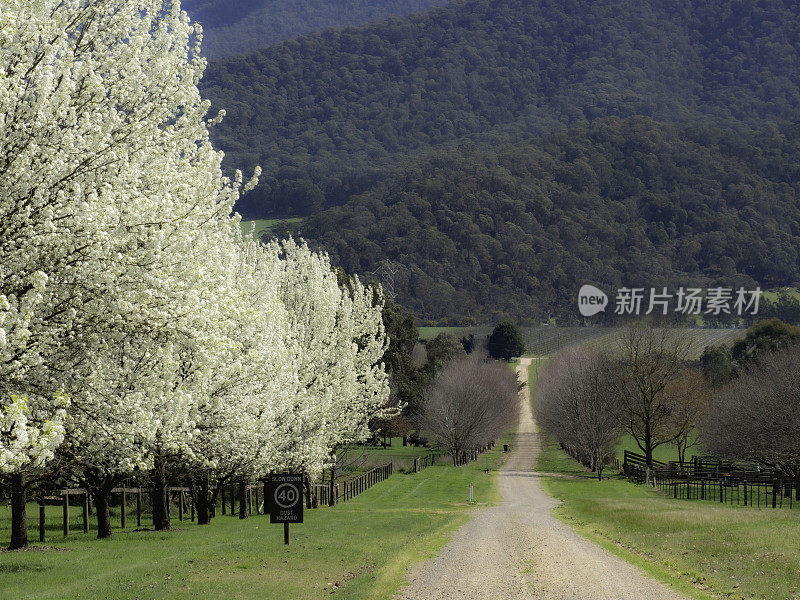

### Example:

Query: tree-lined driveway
xmin=396 ymin=358 xmax=688 ymax=600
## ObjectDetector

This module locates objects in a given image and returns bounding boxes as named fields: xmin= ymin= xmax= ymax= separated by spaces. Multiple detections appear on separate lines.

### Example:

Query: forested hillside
xmin=301 ymin=118 xmax=800 ymax=323
xmin=180 ymin=0 xmax=448 ymax=58
xmin=201 ymin=0 xmax=800 ymax=217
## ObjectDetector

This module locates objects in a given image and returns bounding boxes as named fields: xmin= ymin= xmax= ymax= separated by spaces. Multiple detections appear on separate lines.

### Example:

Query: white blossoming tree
xmin=0 ymin=0 xmax=255 ymax=541
xmin=1 ymin=0 xmax=394 ymax=547
xmin=272 ymin=240 xmax=394 ymax=486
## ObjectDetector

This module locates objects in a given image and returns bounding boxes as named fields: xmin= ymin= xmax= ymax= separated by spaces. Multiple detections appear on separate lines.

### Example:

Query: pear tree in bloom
xmin=0 ymin=0 xmax=135 ymax=548
xmin=0 ymin=0 xmax=257 ymax=539
xmin=271 ymin=240 xmax=394 ymax=488
xmin=177 ymin=229 xmax=295 ymax=525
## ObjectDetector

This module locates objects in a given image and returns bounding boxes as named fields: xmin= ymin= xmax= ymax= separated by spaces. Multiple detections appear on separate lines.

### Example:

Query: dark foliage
xmin=422 ymin=333 xmax=465 ymax=377
xmin=487 ymin=320 xmax=525 ymax=361
xmin=200 ymin=0 xmax=800 ymax=217
xmin=730 ymin=318 xmax=800 ymax=365
xmin=380 ymin=297 xmax=426 ymax=415
xmin=301 ymin=119 xmax=800 ymax=322
xmin=699 ymin=345 xmax=734 ymax=387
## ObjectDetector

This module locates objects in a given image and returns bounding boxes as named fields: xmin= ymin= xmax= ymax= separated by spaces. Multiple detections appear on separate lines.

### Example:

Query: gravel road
xmin=395 ymin=358 xmax=688 ymax=600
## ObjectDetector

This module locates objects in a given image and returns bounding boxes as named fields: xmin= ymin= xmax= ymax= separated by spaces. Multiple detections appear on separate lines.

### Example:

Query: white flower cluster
xmin=0 ymin=394 xmax=68 ymax=474
xmin=0 ymin=0 xmax=392 ymax=487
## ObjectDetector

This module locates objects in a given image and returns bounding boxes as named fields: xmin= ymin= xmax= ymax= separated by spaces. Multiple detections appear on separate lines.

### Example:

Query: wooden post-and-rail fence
xmin=36 ymin=486 xmax=194 ymax=542
xmin=621 ymin=449 xmax=799 ymax=510
xmin=31 ymin=445 xmax=498 ymax=540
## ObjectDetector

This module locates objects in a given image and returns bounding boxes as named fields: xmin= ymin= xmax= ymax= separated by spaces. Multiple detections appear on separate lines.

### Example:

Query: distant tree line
xmin=200 ymin=0 xmax=800 ymax=217
xmin=301 ymin=119 xmax=800 ymax=322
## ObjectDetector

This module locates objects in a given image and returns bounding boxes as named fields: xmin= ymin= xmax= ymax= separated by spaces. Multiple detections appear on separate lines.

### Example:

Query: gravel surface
xmin=395 ymin=358 xmax=688 ymax=600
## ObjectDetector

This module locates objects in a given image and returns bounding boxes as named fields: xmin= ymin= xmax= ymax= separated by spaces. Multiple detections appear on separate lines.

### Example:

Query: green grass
xmin=338 ymin=437 xmax=445 ymax=473
xmin=536 ymin=434 xmax=800 ymax=600
xmin=615 ymin=434 xmax=690 ymax=464
xmin=0 ymin=447 xmax=507 ymax=600
xmin=240 ymin=218 xmax=302 ymax=238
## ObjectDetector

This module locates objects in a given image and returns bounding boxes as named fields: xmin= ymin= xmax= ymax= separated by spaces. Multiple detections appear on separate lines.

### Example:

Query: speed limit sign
xmin=267 ymin=474 xmax=303 ymax=524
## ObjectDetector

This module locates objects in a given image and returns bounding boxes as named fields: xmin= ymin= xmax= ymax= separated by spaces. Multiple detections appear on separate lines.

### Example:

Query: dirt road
xmin=395 ymin=358 xmax=687 ymax=600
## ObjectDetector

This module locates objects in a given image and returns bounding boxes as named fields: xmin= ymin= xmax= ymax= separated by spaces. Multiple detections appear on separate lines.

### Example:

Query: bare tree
xmin=534 ymin=347 xmax=620 ymax=480
xmin=703 ymin=345 xmax=800 ymax=478
xmin=418 ymin=353 xmax=519 ymax=464
xmin=664 ymin=369 xmax=709 ymax=463
xmin=605 ymin=324 xmax=692 ymax=467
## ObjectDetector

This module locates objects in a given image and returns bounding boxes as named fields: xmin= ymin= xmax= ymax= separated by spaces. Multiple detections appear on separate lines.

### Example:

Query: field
xmin=0 ymin=444 xmax=509 ymax=600
xmin=421 ymin=326 xmax=743 ymax=359
xmin=536 ymin=428 xmax=800 ymax=600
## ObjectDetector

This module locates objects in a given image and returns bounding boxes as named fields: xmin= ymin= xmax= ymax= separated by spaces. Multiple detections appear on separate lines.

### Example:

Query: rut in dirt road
xmin=395 ymin=358 xmax=688 ymax=600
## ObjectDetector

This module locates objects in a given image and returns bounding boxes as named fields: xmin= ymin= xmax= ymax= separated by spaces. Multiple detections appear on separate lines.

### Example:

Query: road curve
xmin=395 ymin=358 xmax=688 ymax=600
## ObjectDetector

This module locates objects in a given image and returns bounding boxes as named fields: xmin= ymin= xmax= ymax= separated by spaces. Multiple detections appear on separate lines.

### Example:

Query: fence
xmin=622 ymin=450 xmax=800 ymax=509
xmin=34 ymin=486 xmax=195 ymax=542
xmin=23 ymin=443 xmax=497 ymax=539
xmin=308 ymin=462 xmax=393 ymax=507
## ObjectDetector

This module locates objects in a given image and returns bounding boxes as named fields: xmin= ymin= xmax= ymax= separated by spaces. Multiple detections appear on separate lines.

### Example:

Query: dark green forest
xmin=201 ymin=0 xmax=800 ymax=217
xmin=180 ymin=0 xmax=448 ymax=59
xmin=300 ymin=118 xmax=800 ymax=322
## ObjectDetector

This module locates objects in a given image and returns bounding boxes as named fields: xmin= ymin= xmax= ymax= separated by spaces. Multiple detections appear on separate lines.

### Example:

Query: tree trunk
xmin=238 ymin=480 xmax=247 ymax=519
xmin=151 ymin=457 xmax=170 ymax=531
xmin=644 ymin=422 xmax=653 ymax=468
xmin=195 ymin=479 xmax=211 ymax=525
xmin=328 ymin=468 xmax=336 ymax=507
xmin=92 ymin=487 xmax=112 ymax=539
xmin=8 ymin=472 xmax=28 ymax=550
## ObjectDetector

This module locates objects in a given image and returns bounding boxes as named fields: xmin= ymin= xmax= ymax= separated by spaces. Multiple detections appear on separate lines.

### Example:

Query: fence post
xmin=120 ymin=488 xmax=127 ymax=529
xmin=743 ymin=482 xmax=747 ymax=506
xmin=83 ymin=492 xmax=90 ymax=534
xmin=39 ymin=500 xmax=46 ymax=543
xmin=136 ymin=488 xmax=142 ymax=527
xmin=62 ymin=492 xmax=69 ymax=537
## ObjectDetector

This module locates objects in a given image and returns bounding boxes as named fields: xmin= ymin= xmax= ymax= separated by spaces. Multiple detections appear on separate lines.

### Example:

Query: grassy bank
xmin=536 ymin=435 xmax=800 ymax=600
xmin=0 ymin=446 xmax=507 ymax=600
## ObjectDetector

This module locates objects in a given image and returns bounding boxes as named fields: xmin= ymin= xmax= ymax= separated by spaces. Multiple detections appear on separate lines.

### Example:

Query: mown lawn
xmin=536 ymin=435 xmax=800 ymax=600
xmin=0 ymin=445 xmax=508 ymax=600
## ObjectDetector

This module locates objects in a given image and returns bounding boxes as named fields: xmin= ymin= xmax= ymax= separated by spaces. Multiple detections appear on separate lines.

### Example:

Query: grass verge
xmin=536 ymin=434 xmax=800 ymax=600
xmin=0 ymin=443 xmax=508 ymax=600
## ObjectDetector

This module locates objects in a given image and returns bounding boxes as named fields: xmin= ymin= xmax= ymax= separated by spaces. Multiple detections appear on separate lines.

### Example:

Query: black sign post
xmin=266 ymin=474 xmax=303 ymax=545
